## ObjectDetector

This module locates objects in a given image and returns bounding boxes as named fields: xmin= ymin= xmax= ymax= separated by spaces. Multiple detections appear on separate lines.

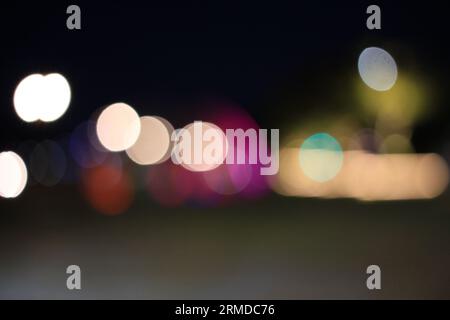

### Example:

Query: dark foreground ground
xmin=1 ymin=186 xmax=449 ymax=299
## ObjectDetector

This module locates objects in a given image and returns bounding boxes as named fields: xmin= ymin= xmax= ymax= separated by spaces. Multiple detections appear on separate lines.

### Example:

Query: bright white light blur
xmin=0 ymin=151 xmax=28 ymax=198
xmin=96 ymin=102 xmax=141 ymax=152
xmin=39 ymin=73 xmax=71 ymax=122
xmin=358 ymin=47 xmax=398 ymax=91
xmin=126 ymin=116 xmax=173 ymax=165
xmin=13 ymin=73 xmax=71 ymax=122
xmin=13 ymin=74 xmax=43 ymax=122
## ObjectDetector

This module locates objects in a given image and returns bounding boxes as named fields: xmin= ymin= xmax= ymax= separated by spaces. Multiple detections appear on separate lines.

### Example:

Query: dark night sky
xmin=1 ymin=1 xmax=449 ymax=150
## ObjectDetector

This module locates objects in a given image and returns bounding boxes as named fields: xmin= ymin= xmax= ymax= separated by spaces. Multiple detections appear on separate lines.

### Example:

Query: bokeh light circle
xmin=177 ymin=122 xmax=228 ymax=172
xmin=96 ymin=102 xmax=141 ymax=152
xmin=13 ymin=74 xmax=43 ymax=122
xmin=70 ymin=121 xmax=109 ymax=168
xmin=39 ymin=73 xmax=72 ymax=122
xmin=82 ymin=164 xmax=134 ymax=215
xmin=13 ymin=73 xmax=71 ymax=122
xmin=203 ymin=163 xmax=252 ymax=196
xmin=29 ymin=140 xmax=67 ymax=187
xmin=202 ymin=102 xmax=270 ymax=199
xmin=146 ymin=162 xmax=194 ymax=207
xmin=358 ymin=47 xmax=398 ymax=91
xmin=126 ymin=116 xmax=173 ymax=165
xmin=299 ymin=133 xmax=344 ymax=182
xmin=0 ymin=151 xmax=28 ymax=198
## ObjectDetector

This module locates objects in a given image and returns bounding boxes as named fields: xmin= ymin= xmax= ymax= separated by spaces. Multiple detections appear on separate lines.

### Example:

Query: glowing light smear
xmin=0 ymin=151 xmax=28 ymax=198
xmin=348 ymin=129 xmax=382 ymax=153
xmin=358 ymin=47 xmax=398 ymax=91
xmin=70 ymin=121 xmax=108 ymax=169
xmin=356 ymin=73 xmax=427 ymax=131
xmin=274 ymin=149 xmax=449 ymax=201
xmin=14 ymin=73 xmax=71 ymax=122
xmin=203 ymin=102 xmax=269 ymax=199
xmin=82 ymin=164 xmax=134 ymax=215
xmin=203 ymin=162 xmax=252 ymax=196
xmin=380 ymin=134 xmax=413 ymax=153
xmin=96 ymin=102 xmax=141 ymax=152
xmin=147 ymin=161 xmax=225 ymax=207
xmin=126 ymin=116 xmax=173 ymax=165
xmin=146 ymin=162 xmax=194 ymax=207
